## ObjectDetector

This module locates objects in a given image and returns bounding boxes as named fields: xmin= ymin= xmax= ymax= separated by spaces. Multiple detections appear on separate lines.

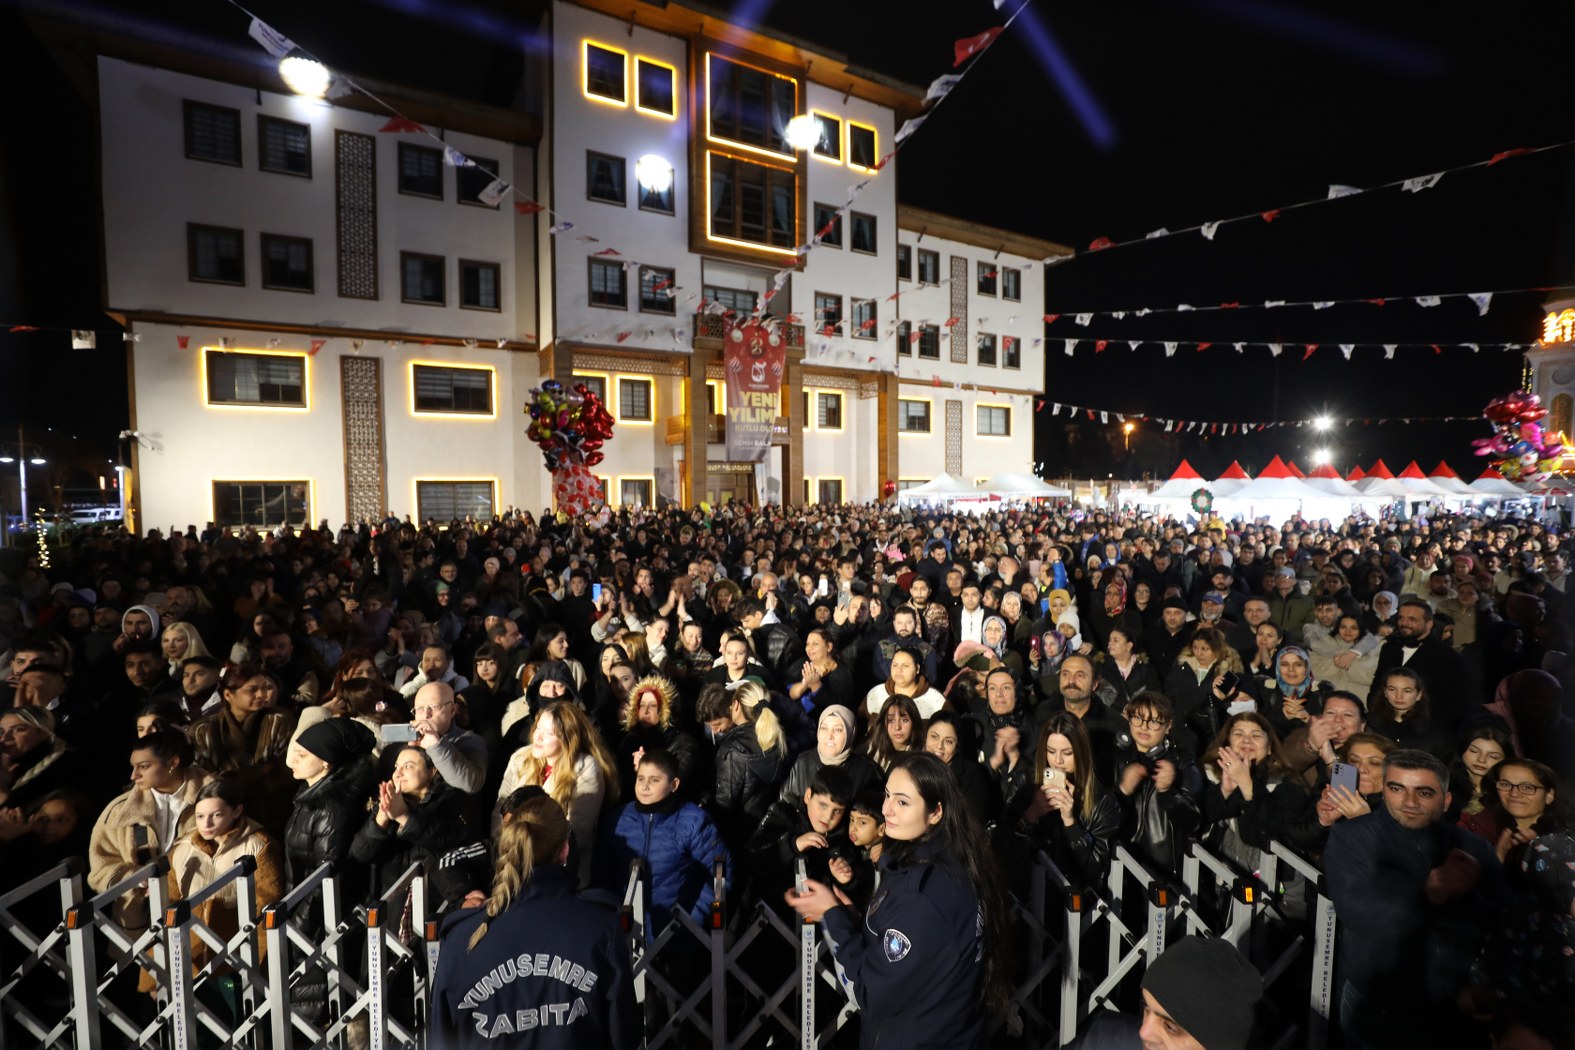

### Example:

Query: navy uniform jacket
xmin=820 ymin=839 xmax=986 ymax=1049
xmin=429 ymin=866 xmax=638 ymax=1049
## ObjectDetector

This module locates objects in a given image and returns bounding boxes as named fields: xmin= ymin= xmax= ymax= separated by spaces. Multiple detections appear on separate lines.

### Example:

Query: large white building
xmin=88 ymin=0 xmax=1066 ymax=529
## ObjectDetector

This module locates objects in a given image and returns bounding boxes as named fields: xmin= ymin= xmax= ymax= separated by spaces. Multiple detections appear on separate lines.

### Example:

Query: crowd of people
xmin=1 ymin=499 xmax=1573 ymax=1049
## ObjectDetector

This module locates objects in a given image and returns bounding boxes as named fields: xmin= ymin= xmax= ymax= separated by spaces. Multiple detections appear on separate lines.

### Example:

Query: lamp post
xmin=1123 ymin=420 xmax=1135 ymax=451
xmin=0 ymin=426 xmax=46 ymax=547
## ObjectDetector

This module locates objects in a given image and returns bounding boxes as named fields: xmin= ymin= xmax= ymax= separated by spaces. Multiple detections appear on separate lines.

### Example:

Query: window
xmin=205 ymin=351 xmax=306 ymax=406
xmin=459 ymin=260 xmax=501 ymax=311
xmin=260 ymin=234 xmax=313 ymax=292
xmin=213 ymin=481 xmax=308 ymax=527
xmin=977 ymin=405 xmax=1011 ymax=436
xmin=413 ymin=364 xmax=492 ymax=414
xmin=458 ymin=157 xmax=500 ymax=208
xmin=815 ymin=292 xmax=842 ymax=334
xmin=897 ymin=243 xmax=912 ymax=281
xmin=635 ymin=58 xmax=676 ymax=117
xmin=417 ymin=480 xmax=496 ymax=521
xmin=188 ymin=224 xmax=244 ymax=285
xmin=400 ymin=252 xmax=445 ymax=305
xmin=978 ymin=333 xmax=997 ymax=367
xmin=619 ymin=477 xmax=654 ymax=507
xmin=817 ymin=479 xmax=844 ymax=504
xmin=896 ymin=479 xmax=926 ymax=493
xmin=704 ymin=286 xmax=758 ymax=314
xmin=1004 ymin=335 xmax=1021 ymax=369
xmin=705 ymin=381 xmax=722 ymax=414
xmin=708 ymin=154 xmax=795 ymax=250
xmin=898 ymin=399 xmax=931 ymax=433
xmin=850 ymin=212 xmax=877 ymax=254
xmin=917 ymin=249 xmax=940 ymax=284
xmin=707 ymin=54 xmax=795 ymax=156
xmin=584 ymin=42 xmax=627 ymax=104
xmin=896 ymin=320 xmax=912 ymax=356
xmin=574 ymin=374 xmax=608 ymax=402
xmin=184 ymin=101 xmax=240 ymax=165
xmin=852 ymin=299 xmax=877 ymax=340
xmin=977 ymin=261 xmax=997 ymax=296
xmin=640 ymin=266 xmax=676 ymax=314
xmin=638 ymin=164 xmax=675 ymax=214
xmin=846 ymin=122 xmax=877 ymax=171
xmin=398 ymin=143 xmax=443 ymax=198
xmin=1002 ymin=267 xmax=1022 ymax=301
xmin=817 ymin=391 xmax=844 ymax=429
xmin=587 ymin=151 xmax=626 ymax=206
xmin=618 ymin=377 xmax=653 ymax=421
xmin=813 ymin=203 xmax=842 ymax=248
xmin=917 ymin=324 xmax=941 ymax=359
xmin=258 ymin=115 xmax=310 ymax=176
xmin=812 ymin=112 xmax=841 ymax=162
xmin=589 ymin=259 xmax=627 ymax=308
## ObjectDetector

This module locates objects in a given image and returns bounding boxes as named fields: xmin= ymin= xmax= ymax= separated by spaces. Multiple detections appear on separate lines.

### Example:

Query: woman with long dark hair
xmin=785 ymin=752 xmax=1011 ymax=1048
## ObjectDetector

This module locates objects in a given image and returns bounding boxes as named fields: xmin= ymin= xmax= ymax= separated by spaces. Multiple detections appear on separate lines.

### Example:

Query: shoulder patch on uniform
xmin=882 ymin=928 xmax=911 ymax=963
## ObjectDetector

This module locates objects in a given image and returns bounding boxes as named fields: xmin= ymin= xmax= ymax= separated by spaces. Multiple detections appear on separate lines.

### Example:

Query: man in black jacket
xmin=1367 ymin=599 xmax=1470 ymax=730
xmin=1144 ymin=599 xmax=1196 ymax=684
xmin=735 ymin=597 xmax=803 ymax=692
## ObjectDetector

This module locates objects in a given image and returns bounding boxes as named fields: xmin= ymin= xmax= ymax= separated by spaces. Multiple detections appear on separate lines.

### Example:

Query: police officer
xmin=429 ymin=795 xmax=637 ymax=1048
xmin=785 ymin=752 xmax=1010 ymax=1049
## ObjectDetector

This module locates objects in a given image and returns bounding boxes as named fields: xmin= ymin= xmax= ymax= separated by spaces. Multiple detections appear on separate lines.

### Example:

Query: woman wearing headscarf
xmin=778 ymin=705 xmax=881 ymax=804
xmin=1259 ymin=644 xmax=1335 ymax=742
xmin=1086 ymin=575 xmax=1143 ymax=652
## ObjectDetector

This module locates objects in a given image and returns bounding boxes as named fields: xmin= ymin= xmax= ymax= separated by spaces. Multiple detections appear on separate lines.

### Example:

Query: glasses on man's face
xmin=414 ymin=702 xmax=452 ymax=718
xmin=1497 ymin=780 xmax=1545 ymax=797
xmin=1127 ymin=714 xmax=1166 ymax=730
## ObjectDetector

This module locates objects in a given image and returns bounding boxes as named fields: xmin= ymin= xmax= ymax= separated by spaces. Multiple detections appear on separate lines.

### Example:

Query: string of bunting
xmin=230 ymin=0 xmax=1042 ymax=351
xmin=1066 ymin=140 xmax=1575 ymax=260
xmin=1055 ymin=336 xmax=1538 ymax=360
xmin=1034 ymin=399 xmax=1487 ymax=433
xmin=1041 ymin=284 xmax=1568 ymax=323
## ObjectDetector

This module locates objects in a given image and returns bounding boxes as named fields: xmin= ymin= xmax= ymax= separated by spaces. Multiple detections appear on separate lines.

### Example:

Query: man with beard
xmin=1368 ymin=600 xmax=1469 ymax=731
xmin=870 ymin=606 xmax=938 ymax=684
xmin=1144 ymin=598 xmax=1196 ymax=685
xmin=1027 ymin=655 xmax=1122 ymax=777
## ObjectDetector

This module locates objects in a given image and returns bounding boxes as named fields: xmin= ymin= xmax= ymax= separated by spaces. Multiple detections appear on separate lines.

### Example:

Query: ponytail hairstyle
xmin=467 ymin=794 xmax=571 ymax=950
xmin=730 ymin=679 xmax=785 ymax=756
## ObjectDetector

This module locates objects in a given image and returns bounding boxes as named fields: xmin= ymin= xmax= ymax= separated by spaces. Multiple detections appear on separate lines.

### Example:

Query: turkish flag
xmin=514 ymin=200 xmax=545 ymax=215
xmin=954 ymin=27 xmax=1003 ymax=67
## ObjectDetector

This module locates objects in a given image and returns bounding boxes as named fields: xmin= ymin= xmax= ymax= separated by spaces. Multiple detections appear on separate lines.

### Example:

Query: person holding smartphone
xmin=1001 ymin=712 xmax=1119 ymax=887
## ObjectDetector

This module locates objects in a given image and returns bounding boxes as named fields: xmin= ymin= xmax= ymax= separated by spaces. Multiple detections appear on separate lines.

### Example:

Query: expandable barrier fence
xmin=0 ymin=837 xmax=1336 ymax=1049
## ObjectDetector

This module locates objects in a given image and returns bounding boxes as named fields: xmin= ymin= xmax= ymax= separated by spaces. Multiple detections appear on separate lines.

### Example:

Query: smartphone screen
xmin=1330 ymin=762 xmax=1359 ymax=795
xmin=1218 ymin=671 xmax=1241 ymax=696
xmin=592 ymin=583 xmax=603 ymax=601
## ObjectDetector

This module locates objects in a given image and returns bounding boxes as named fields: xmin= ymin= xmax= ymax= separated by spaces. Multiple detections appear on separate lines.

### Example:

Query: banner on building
xmin=724 ymin=322 xmax=787 ymax=462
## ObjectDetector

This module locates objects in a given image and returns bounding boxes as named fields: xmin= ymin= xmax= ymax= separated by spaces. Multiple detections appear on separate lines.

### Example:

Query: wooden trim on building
xmin=110 ymin=311 xmax=538 ymax=352
xmin=897 ymin=205 xmax=1072 ymax=261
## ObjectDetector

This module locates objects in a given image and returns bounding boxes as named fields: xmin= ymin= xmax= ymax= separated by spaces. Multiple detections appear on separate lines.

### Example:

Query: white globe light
xmin=1313 ymin=448 xmax=1331 ymax=465
xmin=279 ymin=54 xmax=331 ymax=98
xmin=1313 ymin=416 xmax=1332 ymax=431
xmin=784 ymin=114 xmax=821 ymax=151
xmin=635 ymin=154 xmax=674 ymax=194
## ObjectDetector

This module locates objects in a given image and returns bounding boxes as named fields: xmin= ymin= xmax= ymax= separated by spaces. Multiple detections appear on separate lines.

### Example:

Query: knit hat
xmin=1160 ymin=596 xmax=1189 ymax=612
xmin=296 ymin=717 xmax=375 ymax=768
xmin=1141 ymin=937 xmax=1262 ymax=1049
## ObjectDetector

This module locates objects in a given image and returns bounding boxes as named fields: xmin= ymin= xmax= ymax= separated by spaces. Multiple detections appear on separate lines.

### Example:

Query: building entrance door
xmin=705 ymin=464 xmax=756 ymax=506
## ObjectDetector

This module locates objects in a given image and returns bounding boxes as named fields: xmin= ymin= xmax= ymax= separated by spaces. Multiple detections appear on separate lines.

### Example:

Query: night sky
xmin=3 ymin=0 xmax=1574 ymax=492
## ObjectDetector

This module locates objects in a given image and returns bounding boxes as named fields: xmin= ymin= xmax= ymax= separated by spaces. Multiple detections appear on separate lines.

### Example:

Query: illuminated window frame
xmin=573 ymin=371 xmax=611 ymax=404
xmin=201 ymin=347 xmax=310 ymax=412
xmin=815 ymin=476 xmax=846 ymax=504
xmin=897 ymin=397 xmax=932 ymax=434
xmin=616 ymin=375 xmax=655 ymax=423
xmin=846 ymin=120 xmax=879 ymax=173
xmin=703 ymin=151 xmax=801 ymax=258
xmin=211 ymin=478 xmax=313 ymax=527
xmin=808 ymin=388 xmax=845 ymax=432
xmin=616 ymin=474 xmax=656 ymax=507
xmin=408 ymin=360 xmax=498 ymax=419
xmin=704 ymin=379 xmax=723 ymax=416
xmin=703 ymin=52 xmax=798 ymax=163
xmin=583 ymin=41 xmax=629 ymax=106
xmin=413 ymin=477 xmax=498 ymax=522
xmin=810 ymin=110 xmax=842 ymax=164
xmin=635 ymin=57 xmax=678 ymax=119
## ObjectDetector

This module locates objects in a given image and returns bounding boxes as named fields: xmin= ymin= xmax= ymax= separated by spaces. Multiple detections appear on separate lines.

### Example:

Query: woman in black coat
xmin=350 ymin=746 xmax=477 ymax=908
xmin=1001 ymin=711 xmax=1120 ymax=889
xmin=1095 ymin=626 xmax=1164 ymax=713
xmin=923 ymin=711 xmax=1001 ymax=826
xmin=777 ymin=705 xmax=881 ymax=804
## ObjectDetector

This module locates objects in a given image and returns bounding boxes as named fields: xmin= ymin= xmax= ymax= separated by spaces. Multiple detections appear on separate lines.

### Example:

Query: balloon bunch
xmin=525 ymin=380 xmax=615 ymax=470
xmin=1471 ymin=390 xmax=1574 ymax=483
xmin=525 ymin=380 xmax=616 ymax=514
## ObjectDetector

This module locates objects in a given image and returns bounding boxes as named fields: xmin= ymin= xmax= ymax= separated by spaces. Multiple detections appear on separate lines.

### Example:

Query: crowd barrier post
xmin=1182 ymin=842 xmax=1256 ymax=949
xmin=365 ymin=863 xmax=427 ymax=1050
xmin=261 ymin=862 xmax=334 ymax=1047
xmin=1268 ymin=841 xmax=1337 ymax=1050
xmin=64 ymin=857 xmax=171 ymax=1049
xmin=0 ymin=856 xmax=84 ymax=1049
xmin=710 ymin=858 xmax=727 ymax=1045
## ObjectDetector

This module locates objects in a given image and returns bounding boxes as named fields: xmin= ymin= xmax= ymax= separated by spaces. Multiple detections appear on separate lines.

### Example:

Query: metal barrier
xmin=65 ymin=858 xmax=173 ymax=1050
xmin=0 ymin=857 xmax=84 ymax=1049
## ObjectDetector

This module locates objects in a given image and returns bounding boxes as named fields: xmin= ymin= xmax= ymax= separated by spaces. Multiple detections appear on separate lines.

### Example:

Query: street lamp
xmin=784 ymin=114 xmax=821 ymax=151
xmin=1312 ymin=448 xmax=1331 ymax=465
xmin=1123 ymin=421 xmax=1135 ymax=450
xmin=1313 ymin=416 xmax=1332 ymax=431
xmin=0 ymin=432 xmax=45 ymax=543
xmin=279 ymin=50 xmax=331 ymax=98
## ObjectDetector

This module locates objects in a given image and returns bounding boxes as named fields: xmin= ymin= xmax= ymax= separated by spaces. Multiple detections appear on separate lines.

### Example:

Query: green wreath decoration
xmin=1190 ymin=487 xmax=1214 ymax=514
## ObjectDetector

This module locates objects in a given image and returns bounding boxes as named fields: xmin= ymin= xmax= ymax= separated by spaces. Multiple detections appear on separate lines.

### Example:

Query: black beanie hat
xmin=1141 ymin=937 xmax=1262 ymax=1049
xmin=297 ymin=717 xmax=375 ymax=769
xmin=1160 ymin=596 xmax=1189 ymax=612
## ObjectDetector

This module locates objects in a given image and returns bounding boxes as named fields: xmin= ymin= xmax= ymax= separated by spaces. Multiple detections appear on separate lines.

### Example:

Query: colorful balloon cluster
xmin=1471 ymin=390 xmax=1574 ymax=484
xmin=525 ymin=380 xmax=616 ymax=513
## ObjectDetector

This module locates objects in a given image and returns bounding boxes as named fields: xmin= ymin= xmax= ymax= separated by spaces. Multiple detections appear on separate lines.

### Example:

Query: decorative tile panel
xmin=945 ymin=399 xmax=963 ymax=474
xmin=335 ymin=131 xmax=378 ymax=300
xmin=949 ymin=256 xmax=969 ymax=363
xmin=341 ymin=355 xmax=387 ymax=522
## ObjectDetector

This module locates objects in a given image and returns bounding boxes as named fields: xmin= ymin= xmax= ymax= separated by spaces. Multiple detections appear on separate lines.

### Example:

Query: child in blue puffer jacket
xmin=597 ymin=749 xmax=732 ymax=943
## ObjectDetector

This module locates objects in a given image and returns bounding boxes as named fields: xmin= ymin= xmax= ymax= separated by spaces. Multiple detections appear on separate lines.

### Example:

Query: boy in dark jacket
xmin=597 ymin=749 xmax=731 ymax=943
xmin=831 ymin=788 xmax=886 ymax=908
xmin=746 ymin=767 xmax=852 ymax=892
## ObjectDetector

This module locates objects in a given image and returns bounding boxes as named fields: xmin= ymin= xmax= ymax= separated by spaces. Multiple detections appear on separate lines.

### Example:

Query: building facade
xmin=92 ymin=0 xmax=1064 ymax=529
xmin=1530 ymin=296 xmax=1575 ymax=440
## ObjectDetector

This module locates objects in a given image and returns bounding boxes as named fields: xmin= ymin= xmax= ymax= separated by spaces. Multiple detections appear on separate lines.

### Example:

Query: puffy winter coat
xmin=777 ymin=749 xmax=883 ymax=806
xmin=88 ymin=769 xmax=216 ymax=929
xmin=597 ymin=798 xmax=730 ymax=940
xmin=349 ymin=781 xmax=479 ymax=906
xmin=152 ymin=818 xmax=283 ymax=989
xmin=711 ymin=724 xmax=786 ymax=851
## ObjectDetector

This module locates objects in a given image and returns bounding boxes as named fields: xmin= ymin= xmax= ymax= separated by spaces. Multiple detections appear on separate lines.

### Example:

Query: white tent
xmin=1301 ymin=465 xmax=1363 ymax=498
xmin=974 ymin=473 xmax=1073 ymax=498
xmin=1146 ymin=459 xmax=1211 ymax=502
xmin=1468 ymin=470 xmax=1531 ymax=498
xmin=1392 ymin=462 xmax=1460 ymax=499
xmin=896 ymin=474 xmax=988 ymax=505
xmin=1214 ymin=455 xmax=1347 ymax=518
xmin=1210 ymin=461 xmax=1251 ymax=498
xmin=1424 ymin=462 xmax=1480 ymax=498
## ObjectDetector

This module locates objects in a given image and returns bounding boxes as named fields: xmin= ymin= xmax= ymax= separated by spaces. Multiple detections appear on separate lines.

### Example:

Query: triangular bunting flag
xmin=1075 ymin=313 xmax=1093 ymax=326
xmin=443 ymin=147 xmax=472 ymax=167
xmin=953 ymin=27 xmax=1003 ymax=66
xmin=1402 ymin=172 xmax=1443 ymax=193
xmin=1340 ymin=344 xmax=1354 ymax=359
xmin=1468 ymin=292 xmax=1492 ymax=316
xmin=1415 ymin=296 xmax=1442 ymax=307
xmin=1163 ymin=342 xmax=1177 ymax=357
xmin=1200 ymin=221 xmax=1222 ymax=240
xmin=514 ymin=200 xmax=545 ymax=215
xmin=309 ymin=339 xmax=326 ymax=355
xmin=925 ymin=74 xmax=963 ymax=102
xmin=1327 ymin=184 xmax=1361 ymax=199
xmin=379 ymin=116 xmax=426 ymax=134
xmin=1303 ymin=344 xmax=1318 ymax=360
xmin=1383 ymin=344 xmax=1396 ymax=359
xmin=247 ymin=17 xmax=295 ymax=58
xmin=1064 ymin=339 xmax=1077 ymax=356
